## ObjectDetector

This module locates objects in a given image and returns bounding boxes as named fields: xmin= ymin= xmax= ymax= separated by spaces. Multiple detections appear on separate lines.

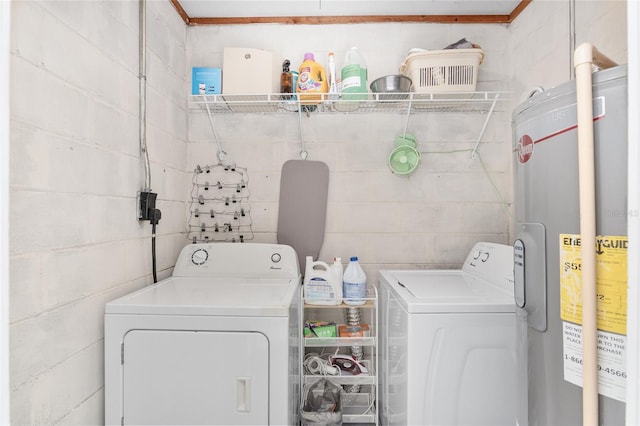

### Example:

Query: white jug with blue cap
xmin=303 ymin=256 xmax=342 ymax=305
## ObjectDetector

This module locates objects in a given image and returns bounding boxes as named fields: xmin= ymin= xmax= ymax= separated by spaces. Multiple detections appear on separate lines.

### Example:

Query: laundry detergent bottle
xmin=343 ymin=256 xmax=367 ymax=305
xmin=296 ymin=52 xmax=328 ymax=105
xmin=303 ymin=256 xmax=341 ymax=305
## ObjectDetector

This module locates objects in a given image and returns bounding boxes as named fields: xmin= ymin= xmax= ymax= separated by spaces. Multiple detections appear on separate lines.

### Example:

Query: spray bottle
xmin=280 ymin=59 xmax=293 ymax=99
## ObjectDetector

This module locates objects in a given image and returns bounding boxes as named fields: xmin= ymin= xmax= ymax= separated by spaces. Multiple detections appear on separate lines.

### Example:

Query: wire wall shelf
xmin=188 ymin=91 xmax=509 ymax=115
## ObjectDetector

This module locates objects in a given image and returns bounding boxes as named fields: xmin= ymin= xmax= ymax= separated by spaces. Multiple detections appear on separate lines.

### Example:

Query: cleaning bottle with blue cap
xmin=303 ymin=256 xmax=342 ymax=305
xmin=343 ymin=256 xmax=367 ymax=305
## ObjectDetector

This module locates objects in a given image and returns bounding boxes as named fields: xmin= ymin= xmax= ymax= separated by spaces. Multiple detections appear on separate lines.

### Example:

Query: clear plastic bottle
xmin=341 ymin=47 xmax=368 ymax=101
xmin=343 ymin=256 xmax=367 ymax=305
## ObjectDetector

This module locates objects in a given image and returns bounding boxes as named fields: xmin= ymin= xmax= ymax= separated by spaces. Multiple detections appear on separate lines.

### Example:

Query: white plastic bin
xmin=400 ymin=48 xmax=485 ymax=93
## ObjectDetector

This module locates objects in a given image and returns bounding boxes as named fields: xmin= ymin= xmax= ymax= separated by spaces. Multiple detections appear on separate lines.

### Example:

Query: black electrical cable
xmin=151 ymin=220 xmax=157 ymax=283
xmin=150 ymin=208 xmax=162 ymax=283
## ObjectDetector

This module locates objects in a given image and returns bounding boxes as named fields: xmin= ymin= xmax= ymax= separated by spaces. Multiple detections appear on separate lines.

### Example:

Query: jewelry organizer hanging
xmin=187 ymin=163 xmax=254 ymax=243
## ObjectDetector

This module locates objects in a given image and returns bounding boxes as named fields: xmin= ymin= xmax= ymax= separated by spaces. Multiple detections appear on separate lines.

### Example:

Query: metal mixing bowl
xmin=370 ymin=75 xmax=412 ymax=100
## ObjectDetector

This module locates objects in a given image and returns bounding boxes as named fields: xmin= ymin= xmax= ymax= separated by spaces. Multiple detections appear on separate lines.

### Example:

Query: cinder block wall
xmin=187 ymin=23 xmax=514 ymax=280
xmin=9 ymin=1 xmax=188 ymax=424
xmin=6 ymin=0 xmax=628 ymax=424
xmin=509 ymin=0 xmax=627 ymax=110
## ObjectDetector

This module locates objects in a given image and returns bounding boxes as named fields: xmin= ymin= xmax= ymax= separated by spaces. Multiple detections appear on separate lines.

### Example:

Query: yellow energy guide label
xmin=559 ymin=234 xmax=628 ymax=335
xmin=560 ymin=234 xmax=628 ymax=401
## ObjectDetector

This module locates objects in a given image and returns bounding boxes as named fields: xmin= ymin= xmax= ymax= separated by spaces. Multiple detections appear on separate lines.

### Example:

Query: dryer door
xmin=122 ymin=330 xmax=268 ymax=425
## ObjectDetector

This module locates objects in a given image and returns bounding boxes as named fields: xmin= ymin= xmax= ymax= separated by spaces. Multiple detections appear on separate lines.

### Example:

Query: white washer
xmin=378 ymin=242 xmax=516 ymax=426
xmin=104 ymin=243 xmax=301 ymax=426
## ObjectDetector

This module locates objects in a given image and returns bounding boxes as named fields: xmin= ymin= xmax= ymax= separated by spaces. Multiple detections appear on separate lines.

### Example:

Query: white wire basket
xmin=400 ymin=48 xmax=485 ymax=93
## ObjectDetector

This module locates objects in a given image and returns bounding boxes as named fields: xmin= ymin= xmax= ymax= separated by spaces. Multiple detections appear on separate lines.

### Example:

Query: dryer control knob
xmin=271 ymin=253 xmax=282 ymax=263
xmin=191 ymin=248 xmax=209 ymax=265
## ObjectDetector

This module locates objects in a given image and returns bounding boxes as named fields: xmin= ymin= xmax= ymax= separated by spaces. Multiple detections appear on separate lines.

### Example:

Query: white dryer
xmin=105 ymin=243 xmax=301 ymax=426
xmin=378 ymin=242 xmax=516 ymax=426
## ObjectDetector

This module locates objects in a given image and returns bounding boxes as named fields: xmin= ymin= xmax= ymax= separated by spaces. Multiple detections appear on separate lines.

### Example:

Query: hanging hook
xmin=297 ymin=99 xmax=308 ymax=159
xmin=203 ymin=95 xmax=227 ymax=162
xmin=402 ymin=96 xmax=414 ymax=138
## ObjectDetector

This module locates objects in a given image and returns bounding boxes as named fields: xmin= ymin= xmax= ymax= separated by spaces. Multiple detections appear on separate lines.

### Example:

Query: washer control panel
xmin=173 ymin=243 xmax=299 ymax=278
xmin=461 ymin=242 xmax=514 ymax=289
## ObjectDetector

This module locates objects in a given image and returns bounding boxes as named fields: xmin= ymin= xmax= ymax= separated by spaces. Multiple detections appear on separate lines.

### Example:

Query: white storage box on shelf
xmin=222 ymin=47 xmax=280 ymax=112
xmin=400 ymin=48 xmax=485 ymax=93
